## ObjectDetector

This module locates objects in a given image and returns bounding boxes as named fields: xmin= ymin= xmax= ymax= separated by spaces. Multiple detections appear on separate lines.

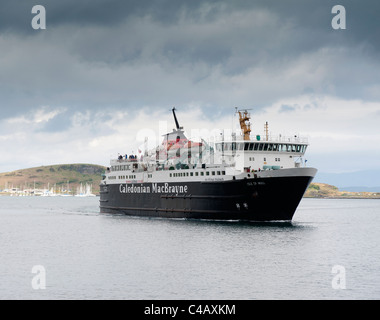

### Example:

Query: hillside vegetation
xmin=304 ymin=183 xmax=380 ymax=199
xmin=0 ymin=164 xmax=106 ymax=195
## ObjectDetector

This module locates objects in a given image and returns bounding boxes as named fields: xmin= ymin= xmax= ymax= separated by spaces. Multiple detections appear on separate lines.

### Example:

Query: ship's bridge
xmin=214 ymin=109 xmax=311 ymax=171
xmin=214 ymin=135 xmax=309 ymax=171
xmin=215 ymin=137 xmax=308 ymax=154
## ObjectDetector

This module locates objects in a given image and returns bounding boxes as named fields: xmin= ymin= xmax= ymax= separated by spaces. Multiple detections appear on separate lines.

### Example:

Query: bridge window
xmin=224 ymin=143 xmax=231 ymax=150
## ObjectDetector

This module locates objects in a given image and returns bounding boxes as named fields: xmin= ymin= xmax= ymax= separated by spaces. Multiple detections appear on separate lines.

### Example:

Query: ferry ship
xmin=99 ymin=108 xmax=317 ymax=221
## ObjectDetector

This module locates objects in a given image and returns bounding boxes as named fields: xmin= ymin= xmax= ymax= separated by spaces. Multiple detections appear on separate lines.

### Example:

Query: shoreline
xmin=304 ymin=182 xmax=380 ymax=199
xmin=304 ymin=196 xmax=380 ymax=200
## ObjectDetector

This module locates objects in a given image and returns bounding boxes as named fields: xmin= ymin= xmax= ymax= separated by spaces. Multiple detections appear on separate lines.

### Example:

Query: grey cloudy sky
xmin=0 ymin=0 xmax=379 ymax=173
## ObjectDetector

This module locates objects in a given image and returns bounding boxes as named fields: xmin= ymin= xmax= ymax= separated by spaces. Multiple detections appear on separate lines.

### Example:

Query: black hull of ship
xmin=99 ymin=175 xmax=314 ymax=221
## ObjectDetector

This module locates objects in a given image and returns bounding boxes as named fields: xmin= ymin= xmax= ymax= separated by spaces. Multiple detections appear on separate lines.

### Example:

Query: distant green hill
xmin=305 ymin=183 xmax=380 ymax=199
xmin=0 ymin=164 xmax=106 ymax=195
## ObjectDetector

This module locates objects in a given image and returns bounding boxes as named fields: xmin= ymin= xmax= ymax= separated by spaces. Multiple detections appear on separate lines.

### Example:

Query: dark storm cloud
xmin=2 ymin=0 xmax=378 ymax=51
xmin=0 ymin=0 xmax=210 ymax=33
xmin=1 ymin=0 xmax=380 ymax=121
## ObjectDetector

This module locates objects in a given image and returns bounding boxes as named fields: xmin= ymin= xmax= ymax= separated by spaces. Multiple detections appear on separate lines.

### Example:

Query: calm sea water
xmin=0 ymin=196 xmax=379 ymax=300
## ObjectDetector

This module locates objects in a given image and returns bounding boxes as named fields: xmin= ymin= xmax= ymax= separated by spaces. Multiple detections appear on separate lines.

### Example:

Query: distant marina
xmin=0 ymin=163 xmax=104 ymax=197
xmin=0 ymin=182 xmax=96 ymax=197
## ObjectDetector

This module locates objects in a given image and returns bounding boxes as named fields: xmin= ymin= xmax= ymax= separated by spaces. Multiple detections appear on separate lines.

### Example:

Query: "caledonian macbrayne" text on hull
xmin=119 ymin=182 xmax=189 ymax=195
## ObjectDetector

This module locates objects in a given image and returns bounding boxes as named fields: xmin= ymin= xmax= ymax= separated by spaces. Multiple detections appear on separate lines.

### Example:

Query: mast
xmin=172 ymin=108 xmax=183 ymax=130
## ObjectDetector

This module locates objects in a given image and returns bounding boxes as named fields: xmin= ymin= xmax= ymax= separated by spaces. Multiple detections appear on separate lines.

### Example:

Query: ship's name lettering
xmin=247 ymin=181 xmax=265 ymax=186
xmin=119 ymin=183 xmax=188 ymax=195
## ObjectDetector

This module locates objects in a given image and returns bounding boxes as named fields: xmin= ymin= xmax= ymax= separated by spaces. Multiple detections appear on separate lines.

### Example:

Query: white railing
xmin=257 ymin=135 xmax=309 ymax=144
xmin=217 ymin=134 xmax=308 ymax=144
